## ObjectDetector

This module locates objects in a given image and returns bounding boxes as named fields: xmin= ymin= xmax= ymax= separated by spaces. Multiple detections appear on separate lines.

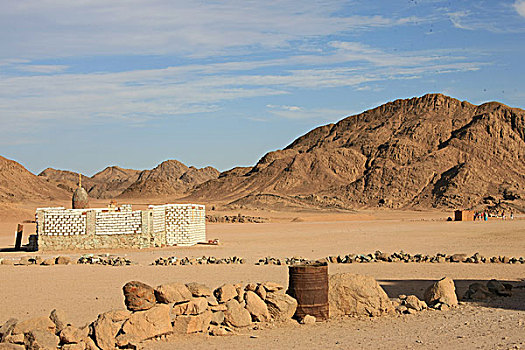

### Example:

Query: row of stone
xmin=0 ymin=255 xmax=135 ymax=267
xmin=77 ymin=254 xmax=135 ymax=266
xmin=326 ymin=251 xmax=525 ymax=264
xmin=152 ymin=256 xmax=246 ymax=265
xmin=205 ymin=214 xmax=268 ymax=223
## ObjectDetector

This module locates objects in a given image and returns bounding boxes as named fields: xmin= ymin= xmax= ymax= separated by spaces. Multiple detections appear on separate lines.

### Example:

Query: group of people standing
xmin=474 ymin=210 xmax=514 ymax=221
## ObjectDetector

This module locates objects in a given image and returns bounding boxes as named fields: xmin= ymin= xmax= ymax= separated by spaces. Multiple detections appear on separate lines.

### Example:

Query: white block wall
xmin=150 ymin=204 xmax=206 ymax=246
xmin=166 ymin=204 xmax=206 ymax=246
xmin=37 ymin=208 xmax=87 ymax=236
xmin=36 ymin=203 xmax=206 ymax=246
xmin=95 ymin=211 xmax=142 ymax=235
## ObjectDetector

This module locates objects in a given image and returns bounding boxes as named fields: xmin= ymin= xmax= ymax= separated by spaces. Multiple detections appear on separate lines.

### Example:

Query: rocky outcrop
xmin=328 ymin=273 xmax=393 ymax=317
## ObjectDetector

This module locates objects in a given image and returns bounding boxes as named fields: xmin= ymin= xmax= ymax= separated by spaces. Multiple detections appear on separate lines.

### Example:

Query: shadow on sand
xmin=379 ymin=278 xmax=525 ymax=312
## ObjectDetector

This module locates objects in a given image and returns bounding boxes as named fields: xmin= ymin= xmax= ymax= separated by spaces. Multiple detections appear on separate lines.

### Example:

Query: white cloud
xmin=515 ymin=0 xmax=525 ymax=18
xmin=266 ymin=105 xmax=352 ymax=120
xmin=15 ymin=64 xmax=69 ymax=73
xmin=0 ymin=0 xmax=421 ymax=60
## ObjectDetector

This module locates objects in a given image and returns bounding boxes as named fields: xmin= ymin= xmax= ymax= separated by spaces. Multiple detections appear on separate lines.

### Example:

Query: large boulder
xmin=214 ymin=284 xmax=237 ymax=303
xmin=171 ymin=297 xmax=208 ymax=316
xmin=91 ymin=309 xmax=130 ymax=350
xmin=172 ymin=311 xmax=212 ymax=334
xmin=328 ymin=273 xmax=393 ymax=317
xmin=424 ymin=277 xmax=458 ymax=307
xmin=223 ymin=300 xmax=252 ymax=328
xmin=265 ymin=292 xmax=298 ymax=322
xmin=154 ymin=283 xmax=192 ymax=304
xmin=123 ymin=281 xmax=156 ymax=311
xmin=11 ymin=317 xmax=55 ymax=335
xmin=244 ymin=291 xmax=270 ymax=322
xmin=186 ymin=282 xmax=213 ymax=297
xmin=116 ymin=304 xmax=172 ymax=347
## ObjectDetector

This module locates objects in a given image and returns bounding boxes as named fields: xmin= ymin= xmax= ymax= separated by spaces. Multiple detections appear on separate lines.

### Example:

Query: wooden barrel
xmin=287 ymin=261 xmax=329 ymax=321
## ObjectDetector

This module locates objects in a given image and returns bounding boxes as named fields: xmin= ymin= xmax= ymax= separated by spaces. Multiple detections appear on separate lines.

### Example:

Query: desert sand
xmin=1 ymin=205 xmax=524 ymax=349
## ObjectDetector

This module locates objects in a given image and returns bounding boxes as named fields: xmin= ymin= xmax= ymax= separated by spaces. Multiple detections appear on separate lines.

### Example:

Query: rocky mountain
xmin=118 ymin=160 xmax=220 ymax=199
xmin=39 ymin=160 xmax=220 ymax=200
xmin=0 ymin=156 xmax=69 ymax=203
xmin=188 ymin=94 xmax=525 ymax=212
xmin=39 ymin=166 xmax=141 ymax=199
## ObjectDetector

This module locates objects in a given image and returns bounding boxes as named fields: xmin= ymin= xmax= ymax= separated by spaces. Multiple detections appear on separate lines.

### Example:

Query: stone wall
xmin=36 ymin=204 xmax=206 ymax=251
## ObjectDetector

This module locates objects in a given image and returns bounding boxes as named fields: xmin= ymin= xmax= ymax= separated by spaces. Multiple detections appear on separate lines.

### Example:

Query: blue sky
xmin=1 ymin=0 xmax=525 ymax=175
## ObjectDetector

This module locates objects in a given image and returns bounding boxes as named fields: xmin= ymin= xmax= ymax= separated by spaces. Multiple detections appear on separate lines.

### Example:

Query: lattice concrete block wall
xmin=95 ymin=211 xmax=142 ymax=235
xmin=164 ymin=204 xmax=206 ymax=246
xmin=37 ymin=208 xmax=87 ymax=236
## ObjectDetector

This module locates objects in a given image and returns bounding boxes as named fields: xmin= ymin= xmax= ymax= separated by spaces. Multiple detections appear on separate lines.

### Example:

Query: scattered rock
xmin=59 ymin=326 xmax=85 ymax=344
xmin=49 ymin=309 xmax=68 ymax=333
xmin=171 ymin=297 xmax=208 ymax=316
xmin=464 ymin=283 xmax=492 ymax=300
xmin=244 ymin=291 xmax=270 ymax=322
xmin=300 ymin=315 xmax=316 ymax=324
xmin=123 ymin=281 xmax=156 ymax=311
xmin=154 ymin=283 xmax=192 ymax=304
xmin=186 ymin=282 xmax=213 ymax=297
xmin=116 ymin=304 xmax=172 ymax=347
xmin=208 ymin=325 xmax=231 ymax=336
xmin=224 ymin=300 xmax=252 ymax=328
xmin=210 ymin=311 xmax=225 ymax=325
xmin=424 ymin=277 xmax=458 ymax=308
xmin=404 ymin=295 xmax=426 ymax=311
xmin=214 ymin=284 xmax=237 ymax=303
xmin=487 ymin=279 xmax=512 ymax=297
xmin=55 ymin=256 xmax=73 ymax=265
xmin=24 ymin=330 xmax=59 ymax=350
xmin=40 ymin=258 xmax=55 ymax=266
xmin=328 ymin=273 xmax=393 ymax=317
xmin=11 ymin=317 xmax=55 ymax=335
xmin=0 ymin=318 xmax=18 ymax=342
xmin=172 ymin=310 xmax=212 ymax=334
xmin=91 ymin=309 xmax=130 ymax=350
xmin=265 ymin=293 xmax=298 ymax=322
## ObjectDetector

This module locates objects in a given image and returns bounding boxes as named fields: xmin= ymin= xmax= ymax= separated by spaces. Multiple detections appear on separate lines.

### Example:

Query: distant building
xmin=454 ymin=210 xmax=474 ymax=221
xmin=35 ymin=204 xmax=206 ymax=251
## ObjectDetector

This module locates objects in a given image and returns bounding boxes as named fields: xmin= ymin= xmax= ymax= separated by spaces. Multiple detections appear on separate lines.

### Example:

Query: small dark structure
xmin=454 ymin=210 xmax=474 ymax=221
xmin=72 ymin=174 xmax=89 ymax=209
xmin=287 ymin=261 xmax=329 ymax=321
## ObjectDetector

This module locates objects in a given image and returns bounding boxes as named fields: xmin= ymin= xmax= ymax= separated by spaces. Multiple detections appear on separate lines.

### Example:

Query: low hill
xmin=118 ymin=160 xmax=220 ymax=199
xmin=188 ymin=94 xmax=525 ymax=212
xmin=0 ymin=156 xmax=69 ymax=203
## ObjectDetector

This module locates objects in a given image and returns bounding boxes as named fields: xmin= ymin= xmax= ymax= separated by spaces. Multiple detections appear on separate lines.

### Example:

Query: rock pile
xmin=152 ymin=256 xmax=246 ymax=266
xmin=464 ymin=279 xmax=513 ymax=300
xmin=0 ymin=256 xmax=76 ymax=266
xmin=206 ymin=214 xmax=268 ymax=223
xmin=255 ymin=256 xmax=309 ymax=265
xmin=392 ymin=295 xmax=428 ymax=314
xmin=77 ymin=254 xmax=135 ymax=266
xmin=326 ymin=251 xmax=525 ymax=264
xmin=0 ymin=308 xmax=97 ymax=350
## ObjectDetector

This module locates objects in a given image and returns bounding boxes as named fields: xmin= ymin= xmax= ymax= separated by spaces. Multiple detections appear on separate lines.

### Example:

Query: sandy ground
xmin=1 ymin=208 xmax=524 ymax=349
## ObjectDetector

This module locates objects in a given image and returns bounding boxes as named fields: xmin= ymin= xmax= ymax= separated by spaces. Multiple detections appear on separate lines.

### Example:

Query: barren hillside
xmin=0 ymin=156 xmax=69 ymax=203
xmin=189 ymin=94 xmax=525 ymax=211
xmin=118 ymin=160 xmax=220 ymax=199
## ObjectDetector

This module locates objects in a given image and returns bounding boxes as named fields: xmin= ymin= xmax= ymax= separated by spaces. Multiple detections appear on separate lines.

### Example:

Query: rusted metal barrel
xmin=287 ymin=261 xmax=329 ymax=321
